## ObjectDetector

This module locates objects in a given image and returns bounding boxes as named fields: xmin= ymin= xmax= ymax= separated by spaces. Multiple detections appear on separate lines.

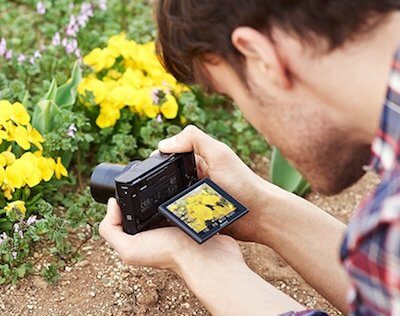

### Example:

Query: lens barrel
xmin=90 ymin=163 xmax=125 ymax=204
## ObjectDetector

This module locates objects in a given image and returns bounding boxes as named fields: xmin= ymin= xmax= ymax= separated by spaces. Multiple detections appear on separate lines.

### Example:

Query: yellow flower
xmin=78 ymin=78 xmax=108 ymax=105
xmin=37 ymin=156 xmax=55 ymax=181
xmin=5 ymin=164 xmax=24 ymax=189
xmin=12 ymin=125 xmax=31 ymax=150
xmin=107 ymin=33 xmax=137 ymax=59
xmin=54 ymin=157 xmax=68 ymax=179
xmin=107 ymin=85 xmax=138 ymax=108
xmin=0 ymin=166 xmax=5 ymax=184
xmin=2 ymin=184 xmax=14 ymax=200
xmin=83 ymin=47 xmax=116 ymax=72
xmin=201 ymin=194 xmax=221 ymax=206
xmin=27 ymin=124 xmax=44 ymax=151
xmin=174 ymin=84 xmax=190 ymax=96
xmin=5 ymin=200 xmax=26 ymax=217
xmin=96 ymin=106 xmax=121 ymax=128
xmin=1 ymin=151 xmax=16 ymax=166
xmin=118 ymin=68 xmax=146 ymax=89
xmin=106 ymin=69 xmax=122 ymax=80
xmin=11 ymin=102 xmax=30 ymax=125
xmin=160 ymin=94 xmax=179 ymax=119
xmin=18 ymin=153 xmax=42 ymax=187
xmin=0 ymin=100 xmax=12 ymax=123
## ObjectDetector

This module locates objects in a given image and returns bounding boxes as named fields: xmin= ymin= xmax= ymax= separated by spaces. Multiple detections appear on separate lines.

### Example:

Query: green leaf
xmin=31 ymin=99 xmax=62 ymax=134
xmin=269 ymin=147 xmax=311 ymax=196
xmin=16 ymin=264 xmax=27 ymax=278
xmin=56 ymin=62 xmax=82 ymax=110
xmin=42 ymin=79 xmax=58 ymax=102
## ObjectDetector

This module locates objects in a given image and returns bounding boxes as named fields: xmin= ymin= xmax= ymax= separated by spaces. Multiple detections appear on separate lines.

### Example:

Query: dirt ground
xmin=0 ymin=156 xmax=380 ymax=315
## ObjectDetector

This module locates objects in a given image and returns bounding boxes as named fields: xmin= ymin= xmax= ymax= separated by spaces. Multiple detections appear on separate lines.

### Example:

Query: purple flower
xmin=77 ymin=14 xmax=89 ymax=27
xmin=156 ymin=114 xmax=163 ymax=123
xmin=29 ymin=56 xmax=35 ymax=65
xmin=0 ymin=38 xmax=6 ymax=56
xmin=37 ymin=1 xmax=46 ymax=15
xmin=81 ymin=3 xmax=94 ymax=17
xmin=18 ymin=230 xmax=24 ymax=239
xmin=5 ymin=50 xmax=12 ymax=60
xmin=65 ymin=39 xmax=78 ymax=54
xmin=99 ymin=0 xmax=108 ymax=11
xmin=66 ymin=124 xmax=77 ymax=138
xmin=12 ymin=251 xmax=17 ymax=259
xmin=13 ymin=223 xmax=19 ymax=232
xmin=27 ymin=215 xmax=37 ymax=226
xmin=17 ymin=54 xmax=26 ymax=63
xmin=52 ymin=32 xmax=61 ymax=46
xmin=75 ymin=48 xmax=82 ymax=59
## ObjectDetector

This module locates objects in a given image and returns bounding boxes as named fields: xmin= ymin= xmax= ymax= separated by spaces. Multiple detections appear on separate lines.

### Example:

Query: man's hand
xmin=159 ymin=125 xmax=350 ymax=312
xmin=99 ymin=198 xmax=304 ymax=316
xmin=158 ymin=125 xmax=282 ymax=243
xmin=99 ymin=197 xmax=243 ymax=274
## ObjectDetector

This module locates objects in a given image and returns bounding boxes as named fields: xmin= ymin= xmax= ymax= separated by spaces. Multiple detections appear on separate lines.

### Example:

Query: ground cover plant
xmin=0 ymin=0 xmax=269 ymax=284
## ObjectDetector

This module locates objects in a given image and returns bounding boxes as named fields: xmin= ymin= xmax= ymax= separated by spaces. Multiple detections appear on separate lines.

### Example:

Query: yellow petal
xmin=13 ymin=125 xmax=31 ymax=150
xmin=0 ymin=100 xmax=12 ymax=123
xmin=11 ymin=102 xmax=30 ymax=125
xmin=0 ymin=166 xmax=5 ymax=184
xmin=55 ymin=157 xmax=68 ymax=179
xmin=160 ymin=94 xmax=179 ymax=119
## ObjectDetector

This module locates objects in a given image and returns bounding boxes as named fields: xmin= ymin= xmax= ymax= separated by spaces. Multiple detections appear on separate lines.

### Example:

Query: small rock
xmin=27 ymin=304 xmax=34 ymax=310
xmin=89 ymin=291 xmax=96 ymax=298
xmin=76 ymin=260 xmax=90 ymax=268
xmin=122 ymin=304 xmax=134 ymax=314
xmin=124 ymin=287 xmax=134 ymax=295
xmin=181 ymin=302 xmax=190 ymax=309
xmin=33 ymin=276 xmax=48 ymax=289
xmin=65 ymin=266 xmax=72 ymax=272
xmin=136 ymin=289 xmax=159 ymax=306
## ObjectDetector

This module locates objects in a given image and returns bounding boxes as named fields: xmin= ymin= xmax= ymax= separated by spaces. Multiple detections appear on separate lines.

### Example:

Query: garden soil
xmin=0 ymin=156 xmax=380 ymax=316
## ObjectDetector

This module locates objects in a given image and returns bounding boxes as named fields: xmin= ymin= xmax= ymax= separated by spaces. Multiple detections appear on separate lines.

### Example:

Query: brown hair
xmin=156 ymin=0 xmax=400 ymax=89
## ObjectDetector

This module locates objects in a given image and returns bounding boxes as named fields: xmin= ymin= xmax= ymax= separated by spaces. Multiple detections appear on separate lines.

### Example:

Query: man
xmin=99 ymin=1 xmax=400 ymax=315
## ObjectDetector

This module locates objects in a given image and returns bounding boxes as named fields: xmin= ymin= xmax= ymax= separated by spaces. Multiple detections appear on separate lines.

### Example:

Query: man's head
xmin=155 ymin=0 xmax=400 ymax=195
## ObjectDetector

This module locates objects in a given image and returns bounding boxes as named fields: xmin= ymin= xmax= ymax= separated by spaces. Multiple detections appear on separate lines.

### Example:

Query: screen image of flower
xmin=166 ymin=183 xmax=236 ymax=233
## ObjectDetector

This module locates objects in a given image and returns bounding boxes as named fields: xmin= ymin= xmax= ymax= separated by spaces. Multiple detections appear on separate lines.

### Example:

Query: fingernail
xmin=159 ymin=136 xmax=176 ymax=150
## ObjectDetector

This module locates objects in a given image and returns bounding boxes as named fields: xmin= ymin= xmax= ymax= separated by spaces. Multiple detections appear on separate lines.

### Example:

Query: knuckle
xmin=183 ymin=124 xmax=198 ymax=135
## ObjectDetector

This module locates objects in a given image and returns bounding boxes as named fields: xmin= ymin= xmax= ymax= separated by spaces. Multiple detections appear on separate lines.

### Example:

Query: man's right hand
xmin=158 ymin=125 xmax=282 ymax=243
xmin=160 ymin=125 xmax=349 ymax=312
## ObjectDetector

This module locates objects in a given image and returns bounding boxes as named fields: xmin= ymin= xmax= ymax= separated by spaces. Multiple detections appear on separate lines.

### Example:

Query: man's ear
xmin=231 ymin=27 xmax=291 ymax=89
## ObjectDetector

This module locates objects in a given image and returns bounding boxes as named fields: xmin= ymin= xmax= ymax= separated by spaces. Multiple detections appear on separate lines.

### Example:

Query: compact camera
xmin=90 ymin=151 xmax=248 ymax=243
xmin=90 ymin=152 xmax=198 ymax=235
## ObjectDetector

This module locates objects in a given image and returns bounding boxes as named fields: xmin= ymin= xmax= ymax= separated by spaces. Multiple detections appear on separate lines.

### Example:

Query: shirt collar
xmin=370 ymin=48 xmax=400 ymax=174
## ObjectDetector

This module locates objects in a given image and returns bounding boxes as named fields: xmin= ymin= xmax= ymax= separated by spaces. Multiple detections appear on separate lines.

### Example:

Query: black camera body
xmin=90 ymin=152 xmax=198 ymax=235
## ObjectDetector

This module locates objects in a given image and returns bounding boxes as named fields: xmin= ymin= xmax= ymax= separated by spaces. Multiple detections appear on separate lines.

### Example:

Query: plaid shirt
xmin=282 ymin=48 xmax=400 ymax=316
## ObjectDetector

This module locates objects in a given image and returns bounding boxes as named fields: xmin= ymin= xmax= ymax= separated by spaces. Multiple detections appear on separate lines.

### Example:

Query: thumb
xmin=104 ymin=198 xmax=123 ymax=227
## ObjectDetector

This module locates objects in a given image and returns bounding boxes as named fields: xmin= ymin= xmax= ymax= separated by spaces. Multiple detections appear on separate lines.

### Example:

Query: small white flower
xmin=37 ymin=1 xmax=46 ymax=15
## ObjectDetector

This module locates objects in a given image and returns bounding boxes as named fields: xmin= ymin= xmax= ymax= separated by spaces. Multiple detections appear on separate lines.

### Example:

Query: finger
xmin=105 ymin=198 xmax=123 ymax=226
xmin=158 ymin=125 xmax=229 ymax=161
xmin=99 ymin=199 xmax=131 ymax=251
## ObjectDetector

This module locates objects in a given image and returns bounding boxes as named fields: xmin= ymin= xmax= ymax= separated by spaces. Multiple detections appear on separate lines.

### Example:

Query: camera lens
xmin=90 ymin=163 xmax=126 ymax=204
